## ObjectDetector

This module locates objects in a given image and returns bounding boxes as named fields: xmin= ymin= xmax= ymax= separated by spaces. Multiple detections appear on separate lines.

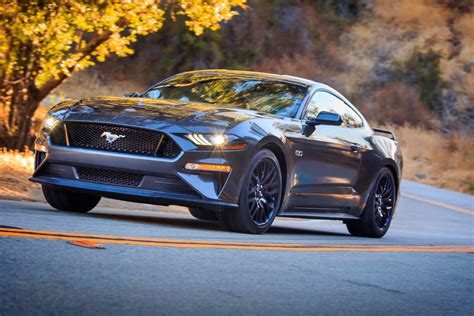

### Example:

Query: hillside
xmin=56 ymin=0 xmax=473 ymax=130
xmin=41 ymin=0 xmax=473 ymax=193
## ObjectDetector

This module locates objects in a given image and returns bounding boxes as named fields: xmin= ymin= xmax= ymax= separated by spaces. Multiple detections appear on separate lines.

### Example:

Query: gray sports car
xmin=31 ymin=70 xmax=402 ymax=237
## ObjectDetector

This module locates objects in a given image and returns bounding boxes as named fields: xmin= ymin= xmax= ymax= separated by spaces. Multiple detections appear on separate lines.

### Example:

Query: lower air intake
xmin=76 ymin=167 xmax=143 ymax=187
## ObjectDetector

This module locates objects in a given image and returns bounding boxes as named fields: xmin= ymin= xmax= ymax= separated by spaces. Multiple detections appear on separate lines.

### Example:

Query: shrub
xmin=358 ymin=82 xmax=435 ymax=128
xmin=392 ymin=49 xmax=444 ymax=113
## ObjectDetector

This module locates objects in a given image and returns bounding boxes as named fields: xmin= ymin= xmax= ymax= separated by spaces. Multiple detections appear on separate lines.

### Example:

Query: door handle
xmin=350 ymin=143 xmax=362 ymax=152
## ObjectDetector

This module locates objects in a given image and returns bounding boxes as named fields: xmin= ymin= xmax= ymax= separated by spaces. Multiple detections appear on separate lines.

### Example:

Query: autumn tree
xmin=0 ymin=0 xmax=246 ymax=149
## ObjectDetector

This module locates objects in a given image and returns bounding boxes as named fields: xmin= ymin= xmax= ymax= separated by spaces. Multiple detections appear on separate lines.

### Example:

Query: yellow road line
xmin=1 ymin=228 xmax=472 ymax=253
xmin=402 ymin=193 xmax=474 ymax=216
xmin=0 ymin=227 xmax=311 ymax=247
xmin=2 ymin=227 xmax=466 ymax=249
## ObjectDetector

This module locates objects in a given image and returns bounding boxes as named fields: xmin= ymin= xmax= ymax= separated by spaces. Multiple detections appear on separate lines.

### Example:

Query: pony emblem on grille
xmin=101 ymin=131 xmax=126 ymax=144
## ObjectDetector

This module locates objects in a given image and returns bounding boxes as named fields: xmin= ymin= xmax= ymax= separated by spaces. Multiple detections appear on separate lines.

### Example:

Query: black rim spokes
xmin=374 ymin=174 xmax=395 ymax=229
xmin=248 ymin=159 xmax=280 ymax=225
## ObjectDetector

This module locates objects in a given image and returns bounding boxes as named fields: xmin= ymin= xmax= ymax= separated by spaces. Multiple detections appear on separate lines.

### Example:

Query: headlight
xmin=41 ymin=114 xmax=60 ymax=131
xmin=185 ymin=133 xmax=247 ymax=150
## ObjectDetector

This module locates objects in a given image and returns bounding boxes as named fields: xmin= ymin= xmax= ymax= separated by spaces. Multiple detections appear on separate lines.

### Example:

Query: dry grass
xmin=393 ymin=125 xmax=474 ymax=194
xmin=454 ymin=12 xmax=474 ymax=66
xmin=0 ymin=148 xmax=40 ymax=201
xmin=374 ymin=0 xmax=453 ymax=30
xmin=362 ymin=83 xmax=436 ymax=128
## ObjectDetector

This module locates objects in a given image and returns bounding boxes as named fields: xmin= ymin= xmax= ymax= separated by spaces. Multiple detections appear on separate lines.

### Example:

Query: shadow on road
xmin=90 ymin=210 xmax=348 ymax=237
xmin=268 ymin=225 xmax=347 ymax=236
xmin=21 ymin=204 xmax=349 ymax=237
xmin=91 ymin=212 xmax=222 ymax=232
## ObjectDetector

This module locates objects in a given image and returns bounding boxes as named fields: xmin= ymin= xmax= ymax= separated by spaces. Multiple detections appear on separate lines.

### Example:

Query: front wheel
xmin=218 ymin=149 xmax=282 ymax=234
xmin=42 ymin=185 xmax=101 ymax=213
xmin=346 ymin=167 xmax=396 ymax=238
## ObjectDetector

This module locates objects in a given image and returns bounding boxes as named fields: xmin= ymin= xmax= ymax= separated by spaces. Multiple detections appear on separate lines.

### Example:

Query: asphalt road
xmin=1 ymin=180 xmax=473 ymax=315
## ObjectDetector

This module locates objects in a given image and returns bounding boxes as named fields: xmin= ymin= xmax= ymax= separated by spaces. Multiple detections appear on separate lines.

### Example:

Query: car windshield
xmin=142 ymin=74 xmax=308 ymax=118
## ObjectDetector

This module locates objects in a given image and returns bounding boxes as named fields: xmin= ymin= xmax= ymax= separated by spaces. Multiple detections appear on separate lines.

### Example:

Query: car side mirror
xmin=124 ymin=92 xmax=141 ymax=98
xmin=302 ymin=111 xmax=342 ymax=137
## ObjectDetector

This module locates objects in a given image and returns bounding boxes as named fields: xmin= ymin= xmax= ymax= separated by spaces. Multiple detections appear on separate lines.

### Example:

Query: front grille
xmin=49 ymin=125 xmax=66 ymax=146
xmin=50 ymin=122 xmax=181 ymax=158
xmin=157 ymin=137 xmax=181 ymax=158
xmin=76 ymin=167 xmax=143 ymax=187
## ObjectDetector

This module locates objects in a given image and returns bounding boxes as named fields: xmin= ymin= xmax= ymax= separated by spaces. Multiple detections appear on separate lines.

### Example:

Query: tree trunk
xmin=1 ymin=81 xmax=41 ymax=150
xmin=0 ymin=25 xmax=116 ymax=150
xmin=13 ymin=97 xmax=40 ymax=150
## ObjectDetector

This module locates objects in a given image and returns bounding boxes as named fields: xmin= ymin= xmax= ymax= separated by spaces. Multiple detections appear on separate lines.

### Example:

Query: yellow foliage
xmin=176 ymin=0 xmax=247 ymax=35
xmin=0 ymin=0 xmax=246 ymax=92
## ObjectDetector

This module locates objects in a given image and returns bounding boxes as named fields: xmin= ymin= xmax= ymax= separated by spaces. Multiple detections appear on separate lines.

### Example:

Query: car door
xmin=286 ymin=90 xmax=365 ymax=212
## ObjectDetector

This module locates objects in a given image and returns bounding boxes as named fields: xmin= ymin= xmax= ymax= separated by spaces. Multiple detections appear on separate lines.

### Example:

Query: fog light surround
xmin=185 ymin=163 xmax=232 ymax=172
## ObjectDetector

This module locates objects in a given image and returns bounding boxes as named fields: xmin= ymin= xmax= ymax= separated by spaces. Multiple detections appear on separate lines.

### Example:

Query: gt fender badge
xmin=295 ymin=150 xmax=303 ymax=157
xmin=101 ymin=131 xmax=126 ymax=144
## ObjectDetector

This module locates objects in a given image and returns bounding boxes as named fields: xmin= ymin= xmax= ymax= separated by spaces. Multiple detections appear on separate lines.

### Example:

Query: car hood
xmin=52 ymin=96 xmax=273 ymax=133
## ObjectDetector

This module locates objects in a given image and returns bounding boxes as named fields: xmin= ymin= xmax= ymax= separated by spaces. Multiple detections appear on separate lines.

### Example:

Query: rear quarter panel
xmin=356 ymin=134 xmax=403 ymax=214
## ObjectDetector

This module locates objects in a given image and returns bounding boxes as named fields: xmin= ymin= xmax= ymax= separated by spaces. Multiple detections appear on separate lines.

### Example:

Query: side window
xmin=304 ymin=91 xmax=362 ymax=128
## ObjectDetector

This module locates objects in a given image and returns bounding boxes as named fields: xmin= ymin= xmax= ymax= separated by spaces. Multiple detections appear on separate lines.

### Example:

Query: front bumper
xmin=31 ymin=132 xmax=252 ymax=210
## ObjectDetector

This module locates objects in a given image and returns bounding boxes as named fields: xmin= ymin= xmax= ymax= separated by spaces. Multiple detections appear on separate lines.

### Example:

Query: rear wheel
xmin=218 ymin=149 xmax=282 ymax=234
xmin=42 ymin=185 xmax=101 ymax=213
xmin=346 ymin=167 xmax=396 ymax=238
xmin=188 ymin=207 xmax=218 ymax=221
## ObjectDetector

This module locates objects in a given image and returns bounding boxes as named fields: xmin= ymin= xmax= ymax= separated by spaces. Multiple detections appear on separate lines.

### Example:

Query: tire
xmin=346 ymin=167 xmax=396 ymax=238
xmin=188 ymin=207 xmax=218 ymax=221
xmin=42 ymin=185 xmax=101 ymax=213
xmin=217 ymin=149 xmax=282 ymax=234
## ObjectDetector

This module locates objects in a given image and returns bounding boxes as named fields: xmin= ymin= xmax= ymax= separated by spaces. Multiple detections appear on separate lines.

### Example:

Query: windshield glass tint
xmin=143 ymin=74 xmax=308 ymax=118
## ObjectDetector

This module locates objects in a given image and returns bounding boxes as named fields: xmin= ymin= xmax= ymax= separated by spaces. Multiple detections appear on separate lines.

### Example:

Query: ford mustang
xmin=31 ymin=70 xmax=402 ymax=237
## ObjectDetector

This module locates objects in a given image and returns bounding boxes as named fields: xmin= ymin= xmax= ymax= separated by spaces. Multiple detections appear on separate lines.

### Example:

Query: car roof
xmin=150 ymin=69 xmax=367 ymax=125
xmin=177 ymin=69 xmax=318 ymax=87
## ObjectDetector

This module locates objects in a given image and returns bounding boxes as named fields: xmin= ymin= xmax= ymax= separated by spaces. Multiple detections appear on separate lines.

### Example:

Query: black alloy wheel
xmin=346 ymin=167 xmax=396 ymax=238
xmin=248 ymin=158 xmax=280 ymax=226
xmin=373 ymin=173 xmax=395 ymax=229
xmin=218 ymin=149 xmax=282 ymax=234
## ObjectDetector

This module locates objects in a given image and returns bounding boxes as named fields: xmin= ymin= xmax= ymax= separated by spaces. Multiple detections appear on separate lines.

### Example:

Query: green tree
xmin=0 ymin=0 xmax=246 ymax=149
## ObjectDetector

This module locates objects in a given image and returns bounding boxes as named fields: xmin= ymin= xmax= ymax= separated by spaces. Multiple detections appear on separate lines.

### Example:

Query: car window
xmin=143 ymin=74 xmax=308 ymax=118
xmin=304 ymin=91 xmax=363 ymax=128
